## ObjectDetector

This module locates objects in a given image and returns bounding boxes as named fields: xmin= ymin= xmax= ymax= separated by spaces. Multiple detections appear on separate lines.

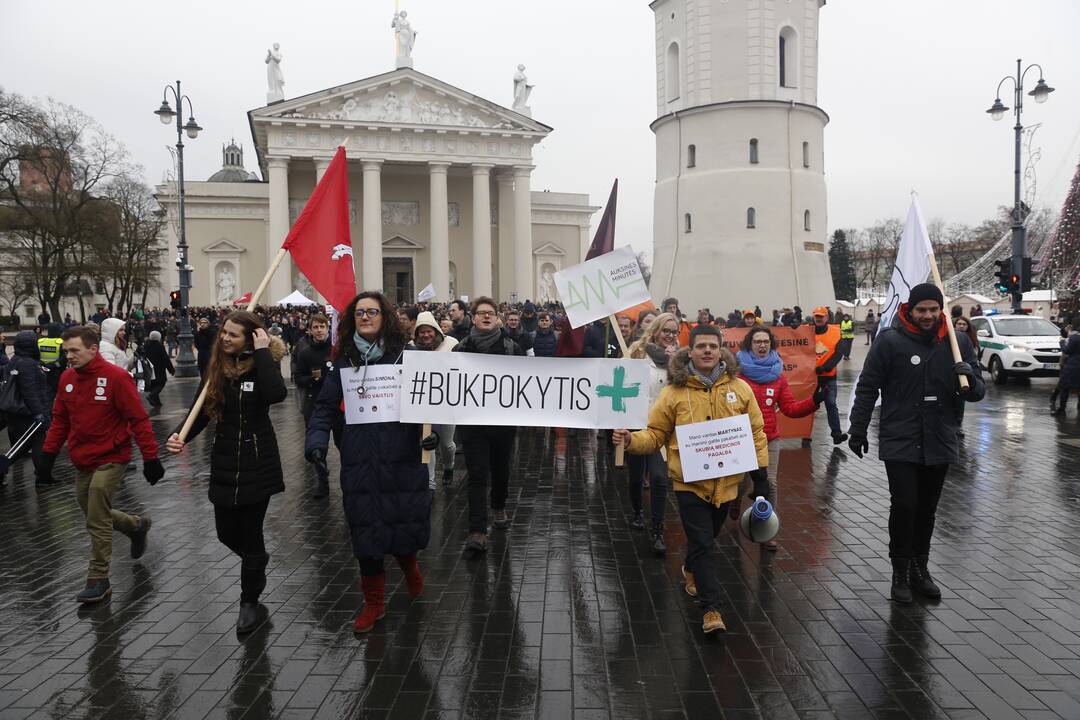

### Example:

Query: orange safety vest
xmin=814 ymin=324 xmax=842 ymax=377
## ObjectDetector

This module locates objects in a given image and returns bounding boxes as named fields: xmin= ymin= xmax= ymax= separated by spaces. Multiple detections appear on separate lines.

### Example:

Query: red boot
xmin=352 ymin=574 xmax=386 ymax=633
xmin=397 ymin=554 xmax=424 ymax=598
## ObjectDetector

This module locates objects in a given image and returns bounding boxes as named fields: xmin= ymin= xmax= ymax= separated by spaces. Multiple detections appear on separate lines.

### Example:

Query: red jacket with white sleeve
xmin=738 ymin=373 xmax=817 ymax=441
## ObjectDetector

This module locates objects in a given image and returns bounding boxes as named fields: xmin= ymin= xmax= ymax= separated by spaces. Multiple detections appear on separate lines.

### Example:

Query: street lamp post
xmin=154 ymin=80 xmax=202 ymax=377
xmin=986 ymin=59 xmax=1054 ymax=314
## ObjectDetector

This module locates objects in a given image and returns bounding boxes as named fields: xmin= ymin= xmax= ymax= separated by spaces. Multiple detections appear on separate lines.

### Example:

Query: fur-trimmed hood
xmin=266 ymin=335 xmax=287 ymax=362
xmin=666 ymin=347 xmax=740 ymax=387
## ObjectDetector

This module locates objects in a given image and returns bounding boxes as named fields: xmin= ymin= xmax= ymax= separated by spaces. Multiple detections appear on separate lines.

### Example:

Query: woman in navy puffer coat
xmin=305 ymin=291 xmax=431 ymax=634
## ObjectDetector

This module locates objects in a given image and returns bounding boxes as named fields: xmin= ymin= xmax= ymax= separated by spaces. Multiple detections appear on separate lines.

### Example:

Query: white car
xmin=969 ymin=315 xmax=1062 ymax=384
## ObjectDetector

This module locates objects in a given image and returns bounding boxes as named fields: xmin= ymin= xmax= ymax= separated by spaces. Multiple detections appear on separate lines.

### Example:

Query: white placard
xmin=400 ymin=351 xmax=649 ymax=429
xmin=675 ymin=414 xmax=759 ymax=482
xmin=554 ymin=245 xmax=651 ymax=329
xmin=341 ymin=366 xmax=402 ymax=424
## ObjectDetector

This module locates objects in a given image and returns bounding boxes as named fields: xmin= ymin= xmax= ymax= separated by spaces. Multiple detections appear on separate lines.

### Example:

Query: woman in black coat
xmin=166 ymin=311 xmax=288 ymax=633
xmin=304 ymin=291 xmax=431 ymax=634
xmin=2 ymin=331 xmax=51 ymax=484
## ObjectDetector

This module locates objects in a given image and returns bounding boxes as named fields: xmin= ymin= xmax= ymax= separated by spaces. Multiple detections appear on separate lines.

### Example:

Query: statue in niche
xmin=217 ymin=266 xmax=237 ymax=304
xmin=538 ymin=264 xmax=556 ymax=305
xmin=392 ymin=10 xmax=417 ymax=66
xmin=265 ymin=43 xmax=285 ymax=103
xmin=513 ymin=64 xmax=534 ymax=114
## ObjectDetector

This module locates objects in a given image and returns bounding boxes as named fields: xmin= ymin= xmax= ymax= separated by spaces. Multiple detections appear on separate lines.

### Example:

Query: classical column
xmin=579 ymin=225 xmax=591 ymax=263
xmin=496 ymin=172 xmax=515 ymax=301
xmin=313 ymin=155 xmax=333 ymax=183
xmin=471 ymin=164 xmax=494 ymax=298
xmin=267 ymin=156 xmax=292 ymax=303
xmin=428 ymin=162 xmax=451 ymax=301
xmin=512 ymin=166 xmax=534 ymax=301
xmin=361 ymin=160 xmax=383 ymax=291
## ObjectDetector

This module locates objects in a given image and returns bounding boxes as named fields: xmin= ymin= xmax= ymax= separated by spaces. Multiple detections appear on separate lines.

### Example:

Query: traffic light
xmin=993 ymin=258 xmax=1011 ymax=294
xmin=1021 ymin=256 xmax=1033 ymax=293
xmin=170 ymin=290 xmax=181 ymax=309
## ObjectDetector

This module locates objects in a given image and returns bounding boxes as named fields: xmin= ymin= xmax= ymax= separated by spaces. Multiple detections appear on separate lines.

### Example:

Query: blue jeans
xmin=820 ymin=376 xmax=842 ymax=436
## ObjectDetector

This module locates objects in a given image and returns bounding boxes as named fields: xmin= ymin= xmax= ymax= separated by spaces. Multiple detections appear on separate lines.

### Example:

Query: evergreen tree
xmin=829 ymin=229 xmax=857 ymax=300
xmin=1046 ymin=159 xmax=1080 ymax=289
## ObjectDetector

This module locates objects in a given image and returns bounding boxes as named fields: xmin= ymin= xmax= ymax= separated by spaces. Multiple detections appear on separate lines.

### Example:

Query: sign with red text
xmin=675 ymin=414 xmax=758 ymax=482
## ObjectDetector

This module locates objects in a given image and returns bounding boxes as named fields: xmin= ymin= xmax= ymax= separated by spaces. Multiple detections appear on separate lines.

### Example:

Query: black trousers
xmin=5 ymin=414 xmax=44 ymax=477
xmin=884 ymin=461 xmax=948 ymax=559
xmin=676 ymin=491 xmax=731 ymax=613
xmin=461 ymin=425 xmax=516 ymax=533
xmin=627 ymin=451 xmax=668 ymax=529
xmin=214 ymin=498 xmax=270 ymax=603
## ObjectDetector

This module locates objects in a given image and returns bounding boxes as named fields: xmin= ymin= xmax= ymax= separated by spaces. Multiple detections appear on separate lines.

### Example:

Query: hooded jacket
xmin=627 ymin=348 xmax=769 ymax=507
xmin=4 ymin=331 xmax=49 ymax=420
xmin=408 ymin=311 xmax=458 ymax=352
xmin=98 ymin=318 xmax=130 ymax=369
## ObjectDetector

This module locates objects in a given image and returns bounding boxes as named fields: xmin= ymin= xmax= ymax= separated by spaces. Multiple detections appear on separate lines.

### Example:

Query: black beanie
xmin=907 ymin=283 xmax=943 ymax=308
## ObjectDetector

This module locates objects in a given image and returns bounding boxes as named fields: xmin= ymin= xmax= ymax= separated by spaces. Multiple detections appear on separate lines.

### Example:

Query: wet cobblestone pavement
xmin=2 ymin=345 xmax=1080 ymax=719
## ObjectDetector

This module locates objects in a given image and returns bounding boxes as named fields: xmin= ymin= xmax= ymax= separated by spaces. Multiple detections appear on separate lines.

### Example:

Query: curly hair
xmin=740 ymin=325 xmax=776 ymax=352
xmin=334 ymin=291 xmax=408 ymax=365
xmin=204 ymin=311 xmax=263 ymax=420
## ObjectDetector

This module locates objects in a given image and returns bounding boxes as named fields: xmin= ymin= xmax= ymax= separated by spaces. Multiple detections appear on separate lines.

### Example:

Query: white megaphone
xmin=739 ymin=496 xmax=780 ymax=543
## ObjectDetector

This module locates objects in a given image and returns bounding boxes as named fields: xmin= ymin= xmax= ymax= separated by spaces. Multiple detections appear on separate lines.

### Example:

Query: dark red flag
xmin=557 ymin=180 xmax=618 ymax=356
xmin=282 ymin=146 xmax=355 ymax=313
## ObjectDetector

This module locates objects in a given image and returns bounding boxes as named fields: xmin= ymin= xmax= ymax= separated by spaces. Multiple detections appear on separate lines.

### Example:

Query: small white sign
xmin=241 ymin=381 xmax=254 ymax=392
xmin=554 ymin=245 xmax=651 ymax=329
xmin=675 ymin=414 xmax=759 ymax=483
xmin=342 ymin=366 xmax=402 ymax=425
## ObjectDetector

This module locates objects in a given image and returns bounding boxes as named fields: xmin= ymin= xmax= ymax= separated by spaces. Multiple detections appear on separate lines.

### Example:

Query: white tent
xmin=274 ymin=290 xmax=317 ymax=306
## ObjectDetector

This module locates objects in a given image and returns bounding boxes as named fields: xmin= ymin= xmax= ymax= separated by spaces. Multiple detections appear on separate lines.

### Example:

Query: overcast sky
xmin=3 ymin=0 xmax=1078 ymax=258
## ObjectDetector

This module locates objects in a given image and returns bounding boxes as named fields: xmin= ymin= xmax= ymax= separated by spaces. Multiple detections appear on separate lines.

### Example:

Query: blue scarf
xmin=353 ymin=332 xmax=384 ymax=363
xmin=737 ymin=349 xmax=782 ymax=384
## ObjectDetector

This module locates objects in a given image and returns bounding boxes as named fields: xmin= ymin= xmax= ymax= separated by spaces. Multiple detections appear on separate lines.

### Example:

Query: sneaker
xmin=76 ymin=578 xmax=111 ymax=604
xmin=492 ymin=509 xmax=511 ymax=530
xmin=702 ymin=610 xmax=726 ymax=634
xmin=629 ymin=512 xmax=645 ymax=530
xmin=681 ymin=565 xmax=697 ymax=598
xmin=236 ymin=602 xmax=268 ymax=634
xmin=130 ymin=515 xmax=152 ymax=560
xmin=464 ymin=532 xmax=489 ymax=553
xmin=652 ymin=530 xmax=666 ymax=556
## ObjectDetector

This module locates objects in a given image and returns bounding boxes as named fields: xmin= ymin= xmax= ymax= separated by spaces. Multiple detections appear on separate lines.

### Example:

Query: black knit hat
xmin=907 ymin=283 xmax=943 ymax=308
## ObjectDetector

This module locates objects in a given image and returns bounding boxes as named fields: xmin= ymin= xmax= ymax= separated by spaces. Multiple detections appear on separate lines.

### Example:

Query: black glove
xmin=747 ymin=468 xmax=769 ymax=499
xmin=143 ymin=458 xmax=165 ymax=485
xmin=815 ymin=365 xmax=827 ymax=375
xmin=848 ymin=433 xmax=868 ymax=459
xmin=306 ymin=447 xmax=329 ymax=476
xmin=812 ymin=384 xmax=826 ymax=405
xmin=954 ymin=361 xmax=976 ymax=392
xmin=38 ymin=452 xmax=57 ymax=483
xmin=421 ymin=431 xmax=440 ymax=451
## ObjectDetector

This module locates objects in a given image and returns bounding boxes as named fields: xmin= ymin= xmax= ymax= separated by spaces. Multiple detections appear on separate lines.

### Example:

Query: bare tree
xmin=90 ymin=176 xmax=165 ymax=317
xmin=853 ymin=218 xmax=903 ymax=292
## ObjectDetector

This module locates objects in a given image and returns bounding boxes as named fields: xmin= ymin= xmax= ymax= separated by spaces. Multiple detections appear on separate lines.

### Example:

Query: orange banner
xmin=721 ymin=325 xmax=817 ymax=439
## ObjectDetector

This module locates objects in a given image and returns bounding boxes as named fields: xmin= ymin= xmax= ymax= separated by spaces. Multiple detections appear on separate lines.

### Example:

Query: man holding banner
xmin=614 ymin=325 xmax=769 ymax=634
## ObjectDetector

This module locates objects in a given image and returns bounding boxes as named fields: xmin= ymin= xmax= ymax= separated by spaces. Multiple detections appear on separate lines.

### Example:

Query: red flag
xmin=557 ymin=179 xmax=618 ymax=356
xmin=282 ymin=146 xmax=355 ymax=313
xmin=233 ymin=291 xmax=252 ymax=306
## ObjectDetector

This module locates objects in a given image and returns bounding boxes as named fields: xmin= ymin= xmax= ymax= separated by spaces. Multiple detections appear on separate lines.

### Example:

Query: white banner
xmin=341 ymin=366 xmax=402 ymax=424
xmin=554 ymin=245 xmax=651 ymax=329
xmin=400 ymin=351 xmax=650 ymax=429
xmin=675 ymin=414 xmax=759 ymax=482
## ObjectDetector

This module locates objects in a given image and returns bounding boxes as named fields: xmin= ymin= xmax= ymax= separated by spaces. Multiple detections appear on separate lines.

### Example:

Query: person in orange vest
xmin=812 ymin=306 xmax=847 ymax=444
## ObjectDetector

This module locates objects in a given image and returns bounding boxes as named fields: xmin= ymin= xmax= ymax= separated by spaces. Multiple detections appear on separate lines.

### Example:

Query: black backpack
xmin=0 ymin=366 xmax=29 ymax=416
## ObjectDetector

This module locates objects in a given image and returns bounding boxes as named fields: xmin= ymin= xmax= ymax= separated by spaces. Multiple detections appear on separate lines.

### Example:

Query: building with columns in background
xmin=156 ymin=66 xmax=598 ymax=307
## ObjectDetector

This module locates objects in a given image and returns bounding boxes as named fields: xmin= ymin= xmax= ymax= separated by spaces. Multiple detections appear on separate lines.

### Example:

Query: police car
xmin=969 ymin=314 xmax=1062 ymax=384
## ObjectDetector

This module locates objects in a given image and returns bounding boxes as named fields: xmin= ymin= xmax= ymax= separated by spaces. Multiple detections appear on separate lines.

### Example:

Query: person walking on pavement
xmin=37 ymin=323 xmax=65 ymax=402
xmin=294 ymin=313 xmax=336 ymax=498
xmin=194 ymin=317 xmax=215 ymax=376
xmin=98 ymin=318 xmax=130 ymax=369
xmin=847 ymin=283 xmax=985 ymax=604
xmin=1 ymin=331 xmax=53 ymax=485
xmin=1055 ymin=327 xmax=1080 ymax=416
xmin=812 ymin=306 xmax=847 ymax=445
xmin=304 ymin=292 xmax=431 ymax=634
xmin=141 ymin=331 xmax=174 ymax=408
xmin=408 ymin=311 xmax=458 ymax=490
xmin=165 ymin=311 xmax=288 ymax=632
xmin=840 ymin=314 xmax=856 ymax=360
xmin=864 ymin=310 xmax=878 ymax=345
xmin=614 ymin=325 xmax=769 ymax=634
xmin=41 ymin=326 xmax=162 ymax=603
xmin=453 ymin=297 xmax=524 ymax=553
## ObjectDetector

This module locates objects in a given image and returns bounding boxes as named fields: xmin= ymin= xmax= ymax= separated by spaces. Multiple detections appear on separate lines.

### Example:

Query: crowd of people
xmin=0 ymin=285 xmax=983 ymax=636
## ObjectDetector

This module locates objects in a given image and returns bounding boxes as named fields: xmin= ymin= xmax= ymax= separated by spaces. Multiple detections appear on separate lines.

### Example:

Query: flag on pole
xmin=417 ymin=283 xmax=436 ymax=302
xmin=232 ymin=291 xmax=252 ymax=306
xmin=282 ymin=146 xmax=355 ymax=313
xmin=557 ymin=180 xmax=618 ymax=357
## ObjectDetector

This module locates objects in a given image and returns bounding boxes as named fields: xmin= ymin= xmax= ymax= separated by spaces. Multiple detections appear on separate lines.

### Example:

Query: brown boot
xmin=702 ymin=609 xmax=726 ymax=634
xmin=681 ymin=565 xmax=697 ymax=598
xmin=396 ymin=554 xmax=424 ymax=597
xmin=352 ymin=574 xmax=386 ymax=633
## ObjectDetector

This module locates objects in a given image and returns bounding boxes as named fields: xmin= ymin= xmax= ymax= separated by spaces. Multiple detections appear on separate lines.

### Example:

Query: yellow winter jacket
xmin=627 ymin=348 xmax=769 ymax=507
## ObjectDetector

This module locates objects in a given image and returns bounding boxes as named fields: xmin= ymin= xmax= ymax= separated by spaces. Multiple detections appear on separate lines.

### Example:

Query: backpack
xmin=131 ymin=353 xmax=155 ymax=392
xmin=0 ymin=366 xmax=29 ymax=416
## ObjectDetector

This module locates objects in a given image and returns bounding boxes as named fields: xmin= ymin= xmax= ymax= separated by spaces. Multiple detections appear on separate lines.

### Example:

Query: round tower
xmin=650 ymin=0 xmax=834 ymax=313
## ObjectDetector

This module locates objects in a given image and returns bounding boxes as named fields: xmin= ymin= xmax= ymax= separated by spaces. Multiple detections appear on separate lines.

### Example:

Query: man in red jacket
xmin=42 ymin=326 xmax=164 ymax=604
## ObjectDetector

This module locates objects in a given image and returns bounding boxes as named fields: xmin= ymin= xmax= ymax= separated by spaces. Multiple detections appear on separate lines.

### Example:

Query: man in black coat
xmin=294 ymin=314 xmax=336 ymax=498
xmin=448 ymin=299 xmax=471 ymax=341
xmin=142 ymin=331 xmax=174 ymax=407
xmin=847 ymin=283 xmax=985 ymax=605
xmin=194 ymin=317 xmax=216 ymax=376
xmin=2 ymin=331 xmax=52 ymax=485
xmin=531 ymin=312 xmax=558 ymax=357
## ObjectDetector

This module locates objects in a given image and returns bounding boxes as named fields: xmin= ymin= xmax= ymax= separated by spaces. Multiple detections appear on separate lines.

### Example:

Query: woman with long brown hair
xmin=165 ymin=311 xmax=288 ymax=633
xmin=304 ymin=291 xmax=432 ymax=634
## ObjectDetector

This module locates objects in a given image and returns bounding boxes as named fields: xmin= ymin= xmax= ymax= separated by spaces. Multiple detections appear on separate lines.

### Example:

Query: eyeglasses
xmin=752 ymin=339 xmax=771 ymax=345
xmin=474 ymin=310 xmax=497 ymax=318
xmin=354 ymin=308 xmax=381 ymax=318
xmin=660 ymin=328 xmax=679 ymax=336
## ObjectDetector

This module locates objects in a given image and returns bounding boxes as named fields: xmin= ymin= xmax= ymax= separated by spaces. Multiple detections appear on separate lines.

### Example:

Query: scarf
xmin=691 ymin=360 xmax=725 ymax=389
xmin=469 ymin=325 xmax=504 ymax=353
xmin=353 ymin=332 xmax=385 ymax=363
xmin=737 ymin=349 xmax=782 ymax=384
xmin=898 ymin=303 xmax=947 ymax=342
xmin=645 ymin=342 xmax=671 ymax=368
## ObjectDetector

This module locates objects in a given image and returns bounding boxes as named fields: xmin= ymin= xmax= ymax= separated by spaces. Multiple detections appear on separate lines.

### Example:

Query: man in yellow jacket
xmin=614 ymin=324 xmax=769 ymax=635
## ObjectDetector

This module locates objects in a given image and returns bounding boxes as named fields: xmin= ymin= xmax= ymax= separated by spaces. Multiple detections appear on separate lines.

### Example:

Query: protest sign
xmin=341 ymin=366 xmax=402 ymax=425
xmin=675 ymin=414 xmax=759 ymax=482
xmin=400 ymin=351 xmax=650 ymax=429
xmin=554 ymin=245 xmax=651 ymax=329
xmin=721 ymin=325 xmax=817 ymax=439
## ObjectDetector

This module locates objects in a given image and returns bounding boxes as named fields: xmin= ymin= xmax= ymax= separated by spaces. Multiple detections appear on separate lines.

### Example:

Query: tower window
xmin=749 ymin=138 xmax=759 ymax=164
xmin=687 ymin=144 xmax=696 ymax=168
xmin=666 ymin=42 xmax=681 ymax=102
xmin=779 ymin=27 xmax=798 ymax=88
xmin=684 ymin=213 xmax=692 ymax=233
xmin=802 ymin=142 xmax=810 ymax=168
xmin=804 ymin=210 xmax=811 ymax=231
xmin=747 ymin=208 xmax=756 ymax=229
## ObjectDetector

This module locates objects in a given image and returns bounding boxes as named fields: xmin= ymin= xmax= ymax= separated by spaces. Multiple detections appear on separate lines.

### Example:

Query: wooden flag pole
xmin=421 ymin=423 xmax=432 ymax=465
xmin=608 ymin=314 xmax=631 ymax=467
xmin=927 ymin=249 xmax=970 ymax=392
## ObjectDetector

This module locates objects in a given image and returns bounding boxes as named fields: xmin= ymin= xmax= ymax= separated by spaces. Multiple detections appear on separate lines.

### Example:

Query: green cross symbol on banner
xmin=595 ymin=365 xmax=641 ymax=413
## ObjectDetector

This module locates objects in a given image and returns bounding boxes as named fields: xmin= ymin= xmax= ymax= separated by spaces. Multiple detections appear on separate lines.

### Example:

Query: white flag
xmin=417 ymin=283 xmax=436 ymax=302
